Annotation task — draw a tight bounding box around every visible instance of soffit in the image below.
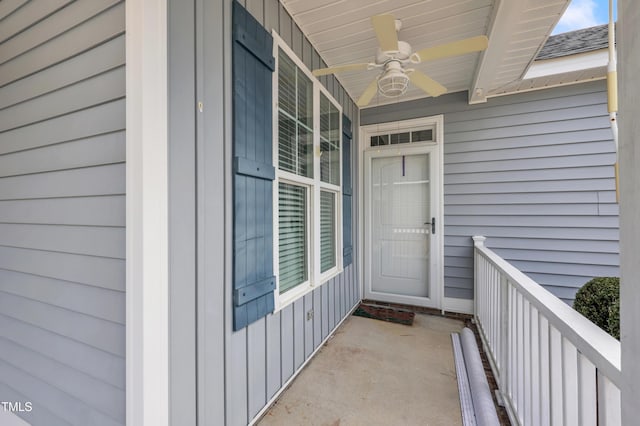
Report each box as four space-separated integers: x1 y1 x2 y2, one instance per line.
280 0 571 107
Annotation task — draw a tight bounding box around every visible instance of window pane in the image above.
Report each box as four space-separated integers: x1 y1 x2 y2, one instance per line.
278 114 296 173
297 125 313 178
320 93 340 185
390 132 410 144
278 51 313 178
376 134 389 146
297 71 313 129
278 50 296 117
411 129 433 142
320 191 336 273
279 183 308 293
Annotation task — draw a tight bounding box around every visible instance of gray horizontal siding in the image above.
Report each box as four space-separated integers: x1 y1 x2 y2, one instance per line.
0 2 125 425
362 80 619 304
224 2 360 425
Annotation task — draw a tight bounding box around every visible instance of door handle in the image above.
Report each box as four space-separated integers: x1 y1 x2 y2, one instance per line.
424 218 436 234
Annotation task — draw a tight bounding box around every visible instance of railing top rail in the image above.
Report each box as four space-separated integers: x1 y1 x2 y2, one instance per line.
473 236 621 386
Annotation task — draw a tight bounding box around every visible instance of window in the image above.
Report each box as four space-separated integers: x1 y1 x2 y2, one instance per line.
274 34 342 306
370 128 434 146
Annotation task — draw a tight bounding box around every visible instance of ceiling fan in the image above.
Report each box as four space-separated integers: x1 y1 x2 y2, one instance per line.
312 14 489 107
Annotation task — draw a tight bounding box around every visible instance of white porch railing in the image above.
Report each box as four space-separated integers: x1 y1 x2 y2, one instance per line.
473 236 621 426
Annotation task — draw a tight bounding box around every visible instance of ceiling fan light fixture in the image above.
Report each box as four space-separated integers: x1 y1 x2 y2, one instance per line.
377 63 409 97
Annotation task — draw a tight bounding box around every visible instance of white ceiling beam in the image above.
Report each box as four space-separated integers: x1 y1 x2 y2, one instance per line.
469 0 530 104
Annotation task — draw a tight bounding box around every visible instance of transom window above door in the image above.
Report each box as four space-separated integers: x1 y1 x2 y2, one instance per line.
369 127 435 147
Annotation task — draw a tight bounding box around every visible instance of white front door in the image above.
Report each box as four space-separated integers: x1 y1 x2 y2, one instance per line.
363 139 442 308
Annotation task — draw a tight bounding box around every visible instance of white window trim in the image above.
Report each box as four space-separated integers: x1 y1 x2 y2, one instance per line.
272 31 343 311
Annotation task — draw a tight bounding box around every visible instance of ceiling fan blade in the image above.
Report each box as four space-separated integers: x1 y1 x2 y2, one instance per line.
414 35 489 62
409 71 447 97
371 14 399 52
357 79 379 107
312 63 370 77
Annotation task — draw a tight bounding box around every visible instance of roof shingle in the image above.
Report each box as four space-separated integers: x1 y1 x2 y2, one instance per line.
537 24 610 60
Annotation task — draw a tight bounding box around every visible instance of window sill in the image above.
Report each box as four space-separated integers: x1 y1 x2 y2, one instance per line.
274 266 343 312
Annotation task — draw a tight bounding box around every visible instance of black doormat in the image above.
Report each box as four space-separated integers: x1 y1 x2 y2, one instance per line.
353 303 415 326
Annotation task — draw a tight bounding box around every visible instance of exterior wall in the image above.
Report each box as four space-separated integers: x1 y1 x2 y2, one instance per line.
0 2 126 426
362 80 619 304
618 1 640 423
225 2 360 425
164 1 360 425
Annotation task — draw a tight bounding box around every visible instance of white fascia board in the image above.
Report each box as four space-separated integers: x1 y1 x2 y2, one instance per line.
524 49 608 79
126 1 169 426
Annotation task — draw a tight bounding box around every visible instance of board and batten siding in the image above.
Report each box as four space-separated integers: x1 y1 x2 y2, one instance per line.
0 1 125 425
362 80 619 304
223 1 359 425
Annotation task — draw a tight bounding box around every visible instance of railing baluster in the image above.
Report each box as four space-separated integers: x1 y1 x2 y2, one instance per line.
531 306 540 426
550 326 563 426
562 337 579 426
487 268 496 354
539 315 550 426
598 372 621 426
500 273 508 387
510 284 516 404
517 291 524 423
492 267 497 357
524 299 532 425
578 353 596 426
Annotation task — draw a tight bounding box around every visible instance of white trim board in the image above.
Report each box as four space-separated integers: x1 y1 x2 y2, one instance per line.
443 297 474 315
126 1 169 425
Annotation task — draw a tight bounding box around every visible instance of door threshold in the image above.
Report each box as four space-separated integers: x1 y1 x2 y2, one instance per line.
361 299 473 321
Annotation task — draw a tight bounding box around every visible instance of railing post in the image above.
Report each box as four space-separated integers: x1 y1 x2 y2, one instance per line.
472 236 486 320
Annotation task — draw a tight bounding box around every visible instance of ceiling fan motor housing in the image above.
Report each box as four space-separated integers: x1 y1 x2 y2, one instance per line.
376 40 412 63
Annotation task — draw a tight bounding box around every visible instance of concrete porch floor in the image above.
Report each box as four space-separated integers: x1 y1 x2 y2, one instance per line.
258 313 466 426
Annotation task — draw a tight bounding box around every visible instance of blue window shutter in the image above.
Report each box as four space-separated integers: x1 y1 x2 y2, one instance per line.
232 1 276 331
342 115 353 266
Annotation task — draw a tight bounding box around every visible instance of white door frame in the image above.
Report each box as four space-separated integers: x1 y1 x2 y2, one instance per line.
358 115 445 310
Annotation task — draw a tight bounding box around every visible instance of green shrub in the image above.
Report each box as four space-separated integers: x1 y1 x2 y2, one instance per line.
608 298 620 340
573 277 620 340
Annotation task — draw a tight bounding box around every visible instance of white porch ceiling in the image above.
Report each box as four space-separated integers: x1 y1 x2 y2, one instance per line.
280 0 571 107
